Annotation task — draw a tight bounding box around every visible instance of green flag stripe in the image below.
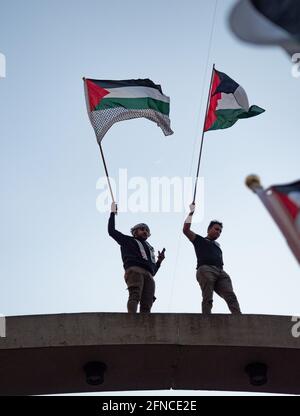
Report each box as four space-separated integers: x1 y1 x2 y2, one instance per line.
208 106 265 131
94 97 170 115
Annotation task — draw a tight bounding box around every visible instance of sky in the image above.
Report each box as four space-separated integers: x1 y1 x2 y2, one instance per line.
0 0 299 396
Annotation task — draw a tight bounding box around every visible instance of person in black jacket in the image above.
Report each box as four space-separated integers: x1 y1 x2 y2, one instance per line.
183 203 241 315
108 202 165 313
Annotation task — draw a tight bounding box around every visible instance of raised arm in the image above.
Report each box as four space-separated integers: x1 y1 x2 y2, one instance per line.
183 203 196 242
108 202 128 245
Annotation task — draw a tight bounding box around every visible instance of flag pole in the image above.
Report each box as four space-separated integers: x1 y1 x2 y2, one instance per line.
98 142 116 204
193 63 215 204
246 175 300 265
83 77 116 205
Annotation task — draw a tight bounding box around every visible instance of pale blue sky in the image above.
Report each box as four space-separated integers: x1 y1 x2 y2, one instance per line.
0 0 299 395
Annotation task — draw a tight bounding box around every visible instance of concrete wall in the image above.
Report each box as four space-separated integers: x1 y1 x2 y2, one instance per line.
0 313 299 395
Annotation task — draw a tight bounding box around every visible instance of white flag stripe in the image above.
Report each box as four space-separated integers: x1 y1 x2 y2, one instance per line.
106 86 170 103
216 85 250 111
233 85 249 110
289 192 300 208
216 93 242 111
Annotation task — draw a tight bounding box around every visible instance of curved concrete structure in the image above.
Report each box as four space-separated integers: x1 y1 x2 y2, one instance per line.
0 313 299 395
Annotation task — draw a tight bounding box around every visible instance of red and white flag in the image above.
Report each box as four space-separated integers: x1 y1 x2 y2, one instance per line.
257 179 300 264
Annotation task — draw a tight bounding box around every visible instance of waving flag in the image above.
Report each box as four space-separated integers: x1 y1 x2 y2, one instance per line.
271 180 300 234
246 176 300 265
229 0 300 56
84 78 173 143
204 69 265 132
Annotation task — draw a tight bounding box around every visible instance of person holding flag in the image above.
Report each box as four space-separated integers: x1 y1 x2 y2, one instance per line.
183 66 263 314
84 77 170 313
108 202 165 313
183 203 241 315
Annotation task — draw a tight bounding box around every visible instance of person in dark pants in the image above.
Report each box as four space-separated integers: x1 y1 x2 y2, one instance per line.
108 202 165 313
183 203 241 315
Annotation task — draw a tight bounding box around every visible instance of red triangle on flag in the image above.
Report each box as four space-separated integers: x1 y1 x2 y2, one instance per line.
273 191 300 220
86 79 109 111
204 70 221 132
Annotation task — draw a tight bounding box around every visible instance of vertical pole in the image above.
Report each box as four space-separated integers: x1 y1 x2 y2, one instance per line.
193 64 215 203
98 143 115 203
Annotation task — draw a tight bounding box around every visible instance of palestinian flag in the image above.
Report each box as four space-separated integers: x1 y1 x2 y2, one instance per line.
270 180 300 234
229 0 300 57
84 78 173 143
204 69 265 132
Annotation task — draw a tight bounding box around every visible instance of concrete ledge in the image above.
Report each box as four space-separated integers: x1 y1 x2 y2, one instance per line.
0 313 299 395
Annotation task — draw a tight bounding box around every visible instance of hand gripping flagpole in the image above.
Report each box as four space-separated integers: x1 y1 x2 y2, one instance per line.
246 174 300 265
83 78 116 206
193 64 215 204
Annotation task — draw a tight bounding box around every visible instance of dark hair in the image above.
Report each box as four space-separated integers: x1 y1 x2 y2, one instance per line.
207 220 223 231
130 223 150 237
